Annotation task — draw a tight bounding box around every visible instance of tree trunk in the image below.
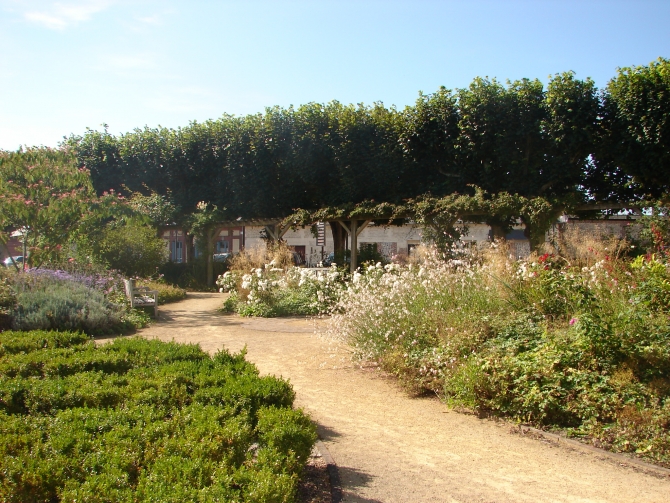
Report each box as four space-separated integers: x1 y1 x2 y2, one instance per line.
489 224 506 241
206 228 216 288
523 219 554 252
329 221 345 253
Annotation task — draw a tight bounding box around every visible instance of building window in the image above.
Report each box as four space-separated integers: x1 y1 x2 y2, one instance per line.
171 240 183 263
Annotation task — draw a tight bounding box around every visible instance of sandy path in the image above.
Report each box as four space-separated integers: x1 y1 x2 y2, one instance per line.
126 293 670 502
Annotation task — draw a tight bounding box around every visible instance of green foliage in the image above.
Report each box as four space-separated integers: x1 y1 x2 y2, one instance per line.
11 274 124 336
97 221 169 278
331 245 670 467
255 406 317 472
0 330 90 356
630 255 670 312
221 293 238 313
127 190 179 227
357 244 386 265
67 64 659 225
0 277 15 331
633 205 670 258
137 280 186 304
607 58 670 198
159 257 228 291
120 307 152 330
0 148 95 267
0 333 314 502
64 62 670 264
286 187 558 255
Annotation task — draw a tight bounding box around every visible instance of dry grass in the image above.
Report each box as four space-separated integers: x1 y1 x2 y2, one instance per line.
542 225 631 268
228 242 294 272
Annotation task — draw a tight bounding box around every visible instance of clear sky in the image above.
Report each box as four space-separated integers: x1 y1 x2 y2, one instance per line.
1 0 668 151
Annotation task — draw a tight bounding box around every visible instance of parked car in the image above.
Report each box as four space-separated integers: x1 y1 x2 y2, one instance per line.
213 253 232 263
322 252 335 267
321 252 350 267
3 256 23 267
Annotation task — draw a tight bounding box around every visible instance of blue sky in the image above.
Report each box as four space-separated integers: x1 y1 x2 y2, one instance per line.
1 0 668 150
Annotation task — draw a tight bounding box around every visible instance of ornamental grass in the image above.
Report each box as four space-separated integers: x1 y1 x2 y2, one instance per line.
328 235 670 467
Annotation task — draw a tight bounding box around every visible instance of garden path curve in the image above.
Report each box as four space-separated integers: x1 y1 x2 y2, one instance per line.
134 292 670 502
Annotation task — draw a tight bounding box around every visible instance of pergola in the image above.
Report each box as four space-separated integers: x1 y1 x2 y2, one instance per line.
213 196 653 274
213 217 377 273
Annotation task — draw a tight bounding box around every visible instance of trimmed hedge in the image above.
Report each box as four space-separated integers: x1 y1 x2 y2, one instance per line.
0 331 316 502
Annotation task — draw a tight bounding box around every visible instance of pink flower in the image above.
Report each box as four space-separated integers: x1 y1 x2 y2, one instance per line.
569 318 577 326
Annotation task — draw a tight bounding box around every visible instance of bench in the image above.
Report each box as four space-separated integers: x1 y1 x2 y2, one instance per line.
124 279 158 318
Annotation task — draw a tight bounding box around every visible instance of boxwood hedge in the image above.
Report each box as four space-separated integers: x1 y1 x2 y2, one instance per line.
0 330 316 503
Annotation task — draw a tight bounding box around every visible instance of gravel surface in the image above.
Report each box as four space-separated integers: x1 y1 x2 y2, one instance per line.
101 292 670 502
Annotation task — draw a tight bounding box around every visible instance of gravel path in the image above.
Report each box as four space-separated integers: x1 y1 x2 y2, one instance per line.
126 292 670 502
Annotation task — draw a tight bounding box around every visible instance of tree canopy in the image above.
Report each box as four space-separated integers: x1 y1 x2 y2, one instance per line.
60 58 669 263
66 59 669 220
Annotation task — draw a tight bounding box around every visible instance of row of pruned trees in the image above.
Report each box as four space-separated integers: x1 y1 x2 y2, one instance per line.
58 58 670 273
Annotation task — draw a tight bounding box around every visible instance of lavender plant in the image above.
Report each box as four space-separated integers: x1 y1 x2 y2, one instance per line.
9 268 148 334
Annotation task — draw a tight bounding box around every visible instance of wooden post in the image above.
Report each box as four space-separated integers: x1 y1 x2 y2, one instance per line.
264 225 278 241
264 223 289 243
336 219 372 273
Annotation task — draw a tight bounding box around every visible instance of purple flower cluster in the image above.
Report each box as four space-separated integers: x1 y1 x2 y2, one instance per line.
25 268 116 292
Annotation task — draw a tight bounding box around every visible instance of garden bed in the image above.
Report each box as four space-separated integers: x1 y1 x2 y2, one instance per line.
327 240 670 468
0 330 316 502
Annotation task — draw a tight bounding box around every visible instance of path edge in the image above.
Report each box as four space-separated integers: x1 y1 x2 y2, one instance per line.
516 425 670 478
315 440 342 503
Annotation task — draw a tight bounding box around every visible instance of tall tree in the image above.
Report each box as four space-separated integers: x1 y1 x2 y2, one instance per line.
606 57 670 199
543 72 600 198
399 87 462 196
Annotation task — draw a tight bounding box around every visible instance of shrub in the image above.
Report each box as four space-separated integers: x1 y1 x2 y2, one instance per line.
11 272 124 335
358 243 387 265
159 258 228 291
0 332 315 502
97 222 170 278
0 277 15 331
4 268 152 334
138 280 186 304
329 242 670 467
218 265 345 317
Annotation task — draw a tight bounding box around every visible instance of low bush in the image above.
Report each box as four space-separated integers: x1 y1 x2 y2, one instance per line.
0 331 316 502
2 268 156 335
218 265 345 317
0 277 15 331
329 241 670 467
10 271 124 335
138 280 187 304
95 221 170 278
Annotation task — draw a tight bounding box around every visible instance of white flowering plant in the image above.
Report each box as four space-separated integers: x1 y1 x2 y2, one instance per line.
325 241 670 467
217 264 345 317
